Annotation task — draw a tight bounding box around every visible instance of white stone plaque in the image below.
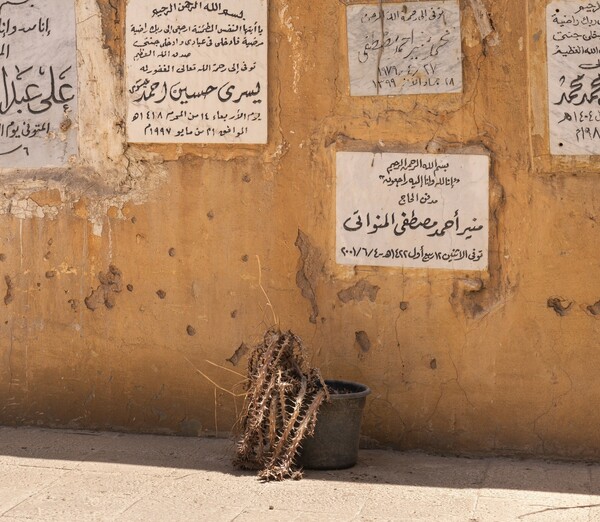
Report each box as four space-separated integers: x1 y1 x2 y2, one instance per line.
346 1 462 96
126 0 268 144
547 1 600 155
336 152 489 270
0 0 78 168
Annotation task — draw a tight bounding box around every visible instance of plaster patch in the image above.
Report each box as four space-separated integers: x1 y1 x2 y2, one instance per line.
28 190 62 208
467 0 499 47
9 198 59 220
279 4 302 94
0 0 169 234
450 278 485 319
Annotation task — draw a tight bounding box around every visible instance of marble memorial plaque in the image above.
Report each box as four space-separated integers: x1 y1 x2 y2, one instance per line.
126 0 268 144
337 152 489 270
547 1 600 155
0 0 78 168
346 1 462 96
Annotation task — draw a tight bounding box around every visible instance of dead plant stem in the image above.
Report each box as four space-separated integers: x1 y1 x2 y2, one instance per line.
256 255 278 327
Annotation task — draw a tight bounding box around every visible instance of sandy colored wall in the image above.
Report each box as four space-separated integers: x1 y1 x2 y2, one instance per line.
0 0 599 459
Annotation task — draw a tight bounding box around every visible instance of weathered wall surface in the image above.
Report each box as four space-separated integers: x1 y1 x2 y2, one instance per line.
0 0 599 459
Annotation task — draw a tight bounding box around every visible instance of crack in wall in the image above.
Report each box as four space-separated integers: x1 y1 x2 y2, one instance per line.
532 321 574 453
98 0 123 71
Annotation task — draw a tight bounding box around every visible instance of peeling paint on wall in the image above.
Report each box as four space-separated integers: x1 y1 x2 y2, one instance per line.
295 230 322 324
3 276 13 305
355 330 371 353
84 265 123 311
467 0 499 48
278 3 302 94
547 297 573 317
587 300 600 316
338 280 380 304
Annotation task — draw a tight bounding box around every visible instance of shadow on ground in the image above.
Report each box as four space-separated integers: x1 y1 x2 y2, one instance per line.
1 426 599 498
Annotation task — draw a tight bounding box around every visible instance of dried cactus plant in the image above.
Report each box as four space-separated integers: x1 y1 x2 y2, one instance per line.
234 328 328 481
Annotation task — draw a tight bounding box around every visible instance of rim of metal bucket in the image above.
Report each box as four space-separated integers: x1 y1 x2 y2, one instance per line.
324 379 371 400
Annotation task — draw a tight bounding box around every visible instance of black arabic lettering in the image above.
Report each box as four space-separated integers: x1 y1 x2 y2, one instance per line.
0 142 21 155
0 65 74 116
343 211 363 232
554 73 600 106
339 245 484 264
0 0 27 14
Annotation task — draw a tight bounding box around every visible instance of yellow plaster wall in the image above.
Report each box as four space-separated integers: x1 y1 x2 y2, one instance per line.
0 0 599 459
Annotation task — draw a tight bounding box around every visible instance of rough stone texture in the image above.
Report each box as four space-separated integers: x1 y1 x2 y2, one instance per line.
0 0 599 462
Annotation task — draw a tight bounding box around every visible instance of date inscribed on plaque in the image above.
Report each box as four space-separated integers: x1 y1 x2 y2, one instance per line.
547 1 600 155
0 0 78 168
126 0 268 144
336 152 489 271
346 0 462 96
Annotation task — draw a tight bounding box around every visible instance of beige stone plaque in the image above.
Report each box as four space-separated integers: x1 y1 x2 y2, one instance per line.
547 1 600 155
346 1 462 96
0 0 78 168
336 152 489 270
126 0 268 144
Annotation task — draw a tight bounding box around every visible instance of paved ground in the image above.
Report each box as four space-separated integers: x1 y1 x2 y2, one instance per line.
0 428 600 521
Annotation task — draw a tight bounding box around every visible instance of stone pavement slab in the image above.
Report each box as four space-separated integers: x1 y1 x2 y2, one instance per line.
0 427 599 521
